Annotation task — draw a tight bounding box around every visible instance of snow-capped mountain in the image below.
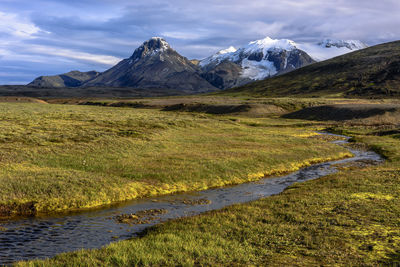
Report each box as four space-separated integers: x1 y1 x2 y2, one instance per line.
199 37 369 89
318 39 368 50
83 37 217 93
199 46 238 67
297 39 368 61
200 37 315 89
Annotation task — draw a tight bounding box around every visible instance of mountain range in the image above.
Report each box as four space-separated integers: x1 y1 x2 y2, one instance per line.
199 37 316 89
223 40 400 97
28 37 368 92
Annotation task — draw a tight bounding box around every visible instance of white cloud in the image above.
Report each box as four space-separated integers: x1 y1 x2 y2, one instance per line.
27 45 121 65
0 11 40 38
162 31 204 40
0 71 33 77
243 21 285 37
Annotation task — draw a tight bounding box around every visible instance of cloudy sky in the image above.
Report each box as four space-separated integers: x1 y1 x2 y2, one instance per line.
0 0 399 84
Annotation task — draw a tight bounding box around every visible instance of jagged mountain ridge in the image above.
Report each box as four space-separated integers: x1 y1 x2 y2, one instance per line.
199 37 316 89
318 39 368 50
199 37 368 89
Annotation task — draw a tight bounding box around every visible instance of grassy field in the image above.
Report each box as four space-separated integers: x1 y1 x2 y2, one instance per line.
18 120 400 266
0 102 352 216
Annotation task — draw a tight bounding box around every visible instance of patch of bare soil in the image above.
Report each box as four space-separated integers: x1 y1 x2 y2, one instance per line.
0 202 37 218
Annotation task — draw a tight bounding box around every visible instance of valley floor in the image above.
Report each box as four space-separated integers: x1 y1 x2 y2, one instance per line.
17 124 400 266
0 97 398 265
0 102 349 217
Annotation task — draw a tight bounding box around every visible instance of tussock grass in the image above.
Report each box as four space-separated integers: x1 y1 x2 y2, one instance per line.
0 103 350 216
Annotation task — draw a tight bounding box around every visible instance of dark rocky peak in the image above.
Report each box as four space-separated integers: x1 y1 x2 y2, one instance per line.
130 37 171 60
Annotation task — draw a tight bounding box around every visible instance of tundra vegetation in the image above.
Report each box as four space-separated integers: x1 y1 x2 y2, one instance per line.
0 102 352 217
0 96 397 266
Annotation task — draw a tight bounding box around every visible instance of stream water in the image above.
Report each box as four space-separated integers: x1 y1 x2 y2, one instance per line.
0 133 384 265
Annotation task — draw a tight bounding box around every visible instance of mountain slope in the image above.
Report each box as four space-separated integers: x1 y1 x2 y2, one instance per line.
200 37 315 89
222 41 400 97
28 71 100 88
297 39 368 61
84 37 217 93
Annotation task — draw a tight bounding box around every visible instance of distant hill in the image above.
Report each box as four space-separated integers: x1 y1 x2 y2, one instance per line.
222 41 400 97
28 71 100 88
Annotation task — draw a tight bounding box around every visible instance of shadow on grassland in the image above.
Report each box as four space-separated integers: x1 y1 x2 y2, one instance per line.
282 104 400 122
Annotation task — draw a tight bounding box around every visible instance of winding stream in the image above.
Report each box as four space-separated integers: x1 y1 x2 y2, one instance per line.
0 133 383 265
